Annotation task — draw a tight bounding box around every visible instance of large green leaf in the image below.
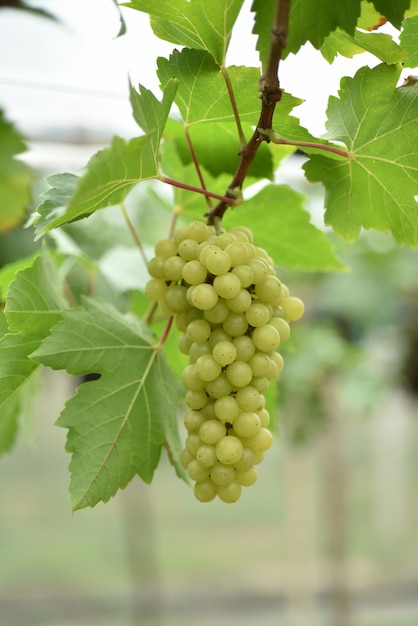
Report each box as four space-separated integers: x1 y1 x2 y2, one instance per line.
31 298 185 511
370 0 411 28
123 0 245 65
321 28 408 64
0 110 34 232
222 184 346 271
157 49 261 126
304 64 418 246
42 81 177 231
400 15 418 68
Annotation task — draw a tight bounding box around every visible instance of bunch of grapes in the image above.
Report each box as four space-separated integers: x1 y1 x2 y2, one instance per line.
146 221 304 503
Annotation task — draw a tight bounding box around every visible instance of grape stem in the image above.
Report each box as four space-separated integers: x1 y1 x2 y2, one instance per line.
184 125 213 209
119 201 149 266
159 175 240 206
257 127 350 158
206 0 291 224
156 315 174 348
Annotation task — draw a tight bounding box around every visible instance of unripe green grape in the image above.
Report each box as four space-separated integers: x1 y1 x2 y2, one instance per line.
173 225 188 245
181 364 207 391
232 335 256 361
196 444 217 468
214 395 240 422
251 376 270 393
224 242 249 266
190 283 218 310
233 411 261 438
202 399 216 419
155 238 177 258
180 448 194 469
185 433 202 455
204 299 230 324
252 324 280 352
178 333 192 355
270 350 284 373
205 249 232 275
213 273 241 299
182 260 207 285
208 327 232 348
210 462 236 486
185 389 208 410
282 296 305 321
216 232 236 249
186 220 210 243
231 225 253 243
145 278 167 301
205 373 233 399
164 285 189 313
231 264 254 288
217 481 242 503
199 419 226 444
236 467 258 487
186 319 212 343
265 357 278 380
249 352 272 377
163 255 186 281
198 243 218 267
184 410 206 432
226 288 252 313
246 427 273 452
194 479 218 502
187 459 210 482
195 354 222 382
177 238 200 261
236 386 262 411
225 360 253 388
189 340 211 363
175 312 188 332
255 275 282 302
247 258 269 283
222 312 249 337
257 408 270 427
147 256 165 279
245 302 271 327
212 340 237 366
269 317 291 342
216 435 243 465
235 447 257 471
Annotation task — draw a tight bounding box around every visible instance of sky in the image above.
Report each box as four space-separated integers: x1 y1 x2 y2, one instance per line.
0 0 390 146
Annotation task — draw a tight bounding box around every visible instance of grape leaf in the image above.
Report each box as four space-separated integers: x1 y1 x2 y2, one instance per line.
321 28 408 64
0 110 34 233
222 184 346 271
123 0 245 66
110 0 127 37
31 298 185 511
304 64 418 246
400 15 418 68
0 251 68 454
157 49 261 126
42 81 177 232
370 0 411 29
34 172 79 238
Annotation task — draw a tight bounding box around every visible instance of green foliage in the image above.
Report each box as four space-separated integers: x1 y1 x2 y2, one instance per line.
0 0 417 509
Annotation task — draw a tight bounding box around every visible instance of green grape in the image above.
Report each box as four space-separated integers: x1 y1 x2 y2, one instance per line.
236 467 258 487
190 283 219 310
257 408 270 427
164 285 189 313
208 328 232 348
155 238 178 258
173 225 188 245
235 447 257 471
231 264 254 288
233 411 262 438
216 232 236 249
181 364 207 391
189 340 211 363
224 242 249 266
180 448 194 469
194 479 217 502
231 225 253 243
252 324 280 352
236 386 262 411
195 354 222 382
251 376 270 393
223 312 249 337
225 360 253 387
246 428 273 452
212 340 237 366
178 333 193 355
145 278 167 301
182 260 207 285
163 255 186 281
217 481 242 503
196 444 217 468
186 319 212 343
232 335 256 361
245 302 271 327
282 296 305 321
186 220 210 243
226 288 252 313
216 435 243 464
147 256 165 279
184 410 206 432
199 419 226 444
187 459 210 482
248 352 271 377
269 316 291 342
202 399 216 419
247 258 269 283
205 248 232 275
185 433 202 455
270 350 284 373
204 299 230 324
210 462 236 486
255 275 282 302
205 373 233 399
214 395 240 422
213 272 242 299
178 238 200 261
185 389 208 410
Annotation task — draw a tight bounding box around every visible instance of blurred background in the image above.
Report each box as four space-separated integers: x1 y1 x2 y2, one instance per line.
0 1 417 625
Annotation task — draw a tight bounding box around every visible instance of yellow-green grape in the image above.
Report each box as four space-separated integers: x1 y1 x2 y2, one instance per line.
145 221 304 503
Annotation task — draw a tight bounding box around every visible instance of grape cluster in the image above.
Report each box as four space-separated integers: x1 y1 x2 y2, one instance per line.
146 221 304 503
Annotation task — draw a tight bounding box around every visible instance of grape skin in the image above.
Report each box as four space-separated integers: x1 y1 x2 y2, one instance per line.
145 221 304 502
